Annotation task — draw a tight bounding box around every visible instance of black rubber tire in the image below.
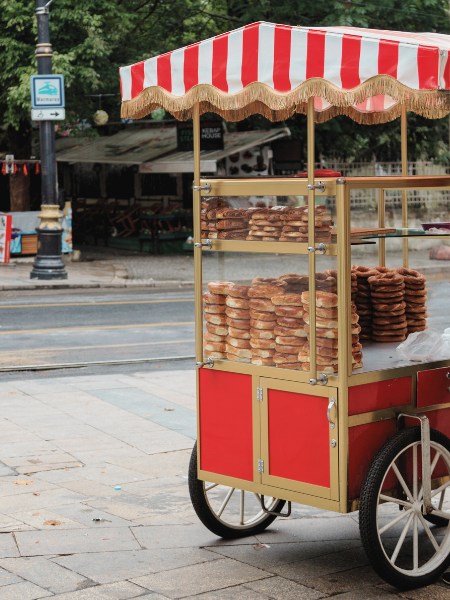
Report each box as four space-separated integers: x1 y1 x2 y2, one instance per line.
359 427 450 590
188 441 285 538
424 514 449 528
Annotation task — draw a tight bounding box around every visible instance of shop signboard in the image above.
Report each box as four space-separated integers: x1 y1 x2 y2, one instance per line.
0 214 12 263
177 120 224 151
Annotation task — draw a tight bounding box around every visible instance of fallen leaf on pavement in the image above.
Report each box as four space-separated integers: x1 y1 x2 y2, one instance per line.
44 520 62 526
15 480 33 486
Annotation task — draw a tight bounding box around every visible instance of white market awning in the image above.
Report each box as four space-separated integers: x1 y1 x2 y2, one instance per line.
139 127 290 173
56 126 177 165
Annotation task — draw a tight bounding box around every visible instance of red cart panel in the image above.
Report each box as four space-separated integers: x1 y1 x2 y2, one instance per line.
199 369 253 481
348 377 412 415
417 366 450 408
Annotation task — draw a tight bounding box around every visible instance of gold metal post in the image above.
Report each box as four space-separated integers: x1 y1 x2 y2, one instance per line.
377 188 386 266
401 106 409 267
193 104 203 363
307 97 317 380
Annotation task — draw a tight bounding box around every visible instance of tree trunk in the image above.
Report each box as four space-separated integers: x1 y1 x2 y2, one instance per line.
10 171 31 212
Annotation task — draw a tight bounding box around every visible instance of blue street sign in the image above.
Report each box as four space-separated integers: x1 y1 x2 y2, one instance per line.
31 75 65 109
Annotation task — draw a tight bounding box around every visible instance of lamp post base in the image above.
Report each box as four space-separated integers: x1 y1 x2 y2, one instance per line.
30 228 67 280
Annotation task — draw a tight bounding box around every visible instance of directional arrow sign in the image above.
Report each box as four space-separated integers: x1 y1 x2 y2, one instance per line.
31 108 66 121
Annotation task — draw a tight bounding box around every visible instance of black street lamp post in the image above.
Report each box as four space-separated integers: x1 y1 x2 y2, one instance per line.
30 0 67 280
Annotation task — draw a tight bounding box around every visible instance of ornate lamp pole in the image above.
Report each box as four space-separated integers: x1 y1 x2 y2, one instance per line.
30 0 67 280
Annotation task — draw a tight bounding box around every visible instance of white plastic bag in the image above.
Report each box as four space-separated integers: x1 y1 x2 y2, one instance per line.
396 329 450 362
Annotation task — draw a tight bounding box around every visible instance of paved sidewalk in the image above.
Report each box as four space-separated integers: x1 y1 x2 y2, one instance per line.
0 368 447 599
0 244 448 291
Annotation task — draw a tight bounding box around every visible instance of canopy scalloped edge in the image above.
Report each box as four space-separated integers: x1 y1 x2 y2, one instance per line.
121 76 450 124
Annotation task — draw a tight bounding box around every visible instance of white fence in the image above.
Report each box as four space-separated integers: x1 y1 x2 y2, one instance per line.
321 161 450 214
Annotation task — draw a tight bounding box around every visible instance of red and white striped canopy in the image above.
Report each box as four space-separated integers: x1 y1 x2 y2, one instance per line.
120 22 450 123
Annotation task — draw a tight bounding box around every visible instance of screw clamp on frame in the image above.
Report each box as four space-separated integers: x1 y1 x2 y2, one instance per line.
196 357 214 369
192 182 211 193
307 243 327 254
194 240 212 248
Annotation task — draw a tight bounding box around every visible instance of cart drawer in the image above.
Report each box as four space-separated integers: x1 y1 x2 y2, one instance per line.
417 366 450 408
348 377 412 415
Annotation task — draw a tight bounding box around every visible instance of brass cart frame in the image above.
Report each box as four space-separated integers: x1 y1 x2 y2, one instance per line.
120 22 450 590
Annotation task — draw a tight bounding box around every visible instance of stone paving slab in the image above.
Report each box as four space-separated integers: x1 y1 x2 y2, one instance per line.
0 368 448 598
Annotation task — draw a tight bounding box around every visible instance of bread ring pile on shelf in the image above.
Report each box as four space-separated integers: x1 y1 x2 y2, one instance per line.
353 266 427 342
247 208 285 242
203 281 232 359
248 278 287 365
397 268 428 334
369 271 407 343
225 284 252 362
201 199 332 243
201 198 230 239
301 291 362 373
279 206 332 243
203 270 362 373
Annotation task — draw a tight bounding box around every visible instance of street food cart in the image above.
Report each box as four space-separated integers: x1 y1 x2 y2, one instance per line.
120 22 450 589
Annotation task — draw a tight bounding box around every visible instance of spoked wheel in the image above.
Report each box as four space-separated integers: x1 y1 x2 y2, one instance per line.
188 442 285 538
359 427 450 590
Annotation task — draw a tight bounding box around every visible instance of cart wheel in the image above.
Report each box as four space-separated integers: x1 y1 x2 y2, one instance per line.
188 442 285 538
359 427 450 590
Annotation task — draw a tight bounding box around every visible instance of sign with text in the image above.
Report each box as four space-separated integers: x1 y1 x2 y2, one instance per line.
31 75 65 108
177 121 224 151
31 108 66 121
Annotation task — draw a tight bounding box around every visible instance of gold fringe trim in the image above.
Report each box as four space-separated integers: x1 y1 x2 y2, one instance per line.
121 77 450 124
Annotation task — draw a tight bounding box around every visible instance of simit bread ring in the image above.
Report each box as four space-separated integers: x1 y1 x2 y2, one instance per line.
272 293 303 306
250 338 276 349
251 357 275 366
249 298 276 312
228 326 251 339
204 304 226 315
226 317 250 330
250 310 277 322
204 331 225 343
225 307 250 319
226 336 251 349
202 292 226 305
250 328 275 340
226 296 250 309
274 305 304 318
250 319 276 330
248 282 287 298
276 317 304 328
206 323 228 337
301 291 338 308
205 313 227 325
204 341 226 352
225 345 252 359
207 281 233 295
227 284 251 299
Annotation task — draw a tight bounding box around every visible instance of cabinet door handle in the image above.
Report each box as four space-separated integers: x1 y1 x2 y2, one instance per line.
327 398 336 429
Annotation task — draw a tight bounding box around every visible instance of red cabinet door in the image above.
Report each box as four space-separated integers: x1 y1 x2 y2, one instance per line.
198 369 254 481
260 378 339 500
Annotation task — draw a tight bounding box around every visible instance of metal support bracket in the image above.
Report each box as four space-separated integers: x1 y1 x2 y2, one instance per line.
398 413 432 514
196 357 214 369
307 181 326 193
307 243 327 255
192 183 211 193
260 495 292 517
194 239 212 248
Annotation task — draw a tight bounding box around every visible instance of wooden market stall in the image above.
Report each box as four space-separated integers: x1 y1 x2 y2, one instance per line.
120 22 450 589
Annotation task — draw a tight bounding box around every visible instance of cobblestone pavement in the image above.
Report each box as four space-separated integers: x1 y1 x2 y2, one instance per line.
0 368 448 599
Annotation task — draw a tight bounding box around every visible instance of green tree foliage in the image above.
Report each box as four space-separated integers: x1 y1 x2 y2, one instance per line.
220 0 450 163
0 0 449 162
